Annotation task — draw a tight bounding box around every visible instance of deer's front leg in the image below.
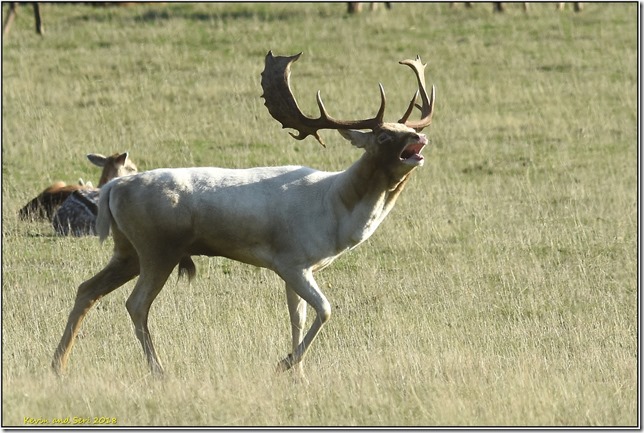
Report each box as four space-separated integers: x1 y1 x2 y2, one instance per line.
276 269 331 374
284 285 307 377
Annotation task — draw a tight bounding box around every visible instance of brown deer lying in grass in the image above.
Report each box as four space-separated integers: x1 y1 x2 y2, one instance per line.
19 153 137 233
52 51 435 379
51 153 138 236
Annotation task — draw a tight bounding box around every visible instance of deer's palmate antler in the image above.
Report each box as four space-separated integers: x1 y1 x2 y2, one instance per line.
52 51 436 380
261 51 434 145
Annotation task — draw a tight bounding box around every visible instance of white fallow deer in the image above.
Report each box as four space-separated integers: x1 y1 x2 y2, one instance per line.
51 51 435 379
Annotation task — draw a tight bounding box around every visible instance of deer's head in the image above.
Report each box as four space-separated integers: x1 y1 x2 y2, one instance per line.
261 51 435 175
87 152 138 187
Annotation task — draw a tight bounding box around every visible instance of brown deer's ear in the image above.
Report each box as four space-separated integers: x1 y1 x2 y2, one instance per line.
87 153 107 167
115 152 129 166
338 129 372 149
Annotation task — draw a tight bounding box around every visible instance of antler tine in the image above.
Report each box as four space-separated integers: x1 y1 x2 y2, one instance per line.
316 83 386 128
397 55 435 131
261 51 386 146
398 89 419 125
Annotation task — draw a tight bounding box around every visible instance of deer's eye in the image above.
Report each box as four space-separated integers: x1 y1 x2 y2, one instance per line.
377 132 392 144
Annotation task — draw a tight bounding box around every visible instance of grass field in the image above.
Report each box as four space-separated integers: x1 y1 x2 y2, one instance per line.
1 2 638 427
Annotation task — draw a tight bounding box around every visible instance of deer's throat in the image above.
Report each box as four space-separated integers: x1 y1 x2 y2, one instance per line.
336 155 415 210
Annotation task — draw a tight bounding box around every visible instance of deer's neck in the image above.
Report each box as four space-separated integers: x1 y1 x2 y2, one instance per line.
329 153 413 250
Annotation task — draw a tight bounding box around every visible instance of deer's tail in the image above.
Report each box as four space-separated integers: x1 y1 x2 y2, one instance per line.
178 257 196 282
96 181 115 243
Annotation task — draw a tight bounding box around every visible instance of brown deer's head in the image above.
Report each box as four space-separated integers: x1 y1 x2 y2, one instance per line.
88 152 138 187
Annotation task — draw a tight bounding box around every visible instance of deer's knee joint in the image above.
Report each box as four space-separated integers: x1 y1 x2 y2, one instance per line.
318 303 331 323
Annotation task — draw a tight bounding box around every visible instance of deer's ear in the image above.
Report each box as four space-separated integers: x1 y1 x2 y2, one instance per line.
115 152 129 165
87 153 107 167
338 129 373 149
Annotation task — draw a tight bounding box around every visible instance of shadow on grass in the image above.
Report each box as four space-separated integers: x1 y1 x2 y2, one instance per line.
26 232 60 239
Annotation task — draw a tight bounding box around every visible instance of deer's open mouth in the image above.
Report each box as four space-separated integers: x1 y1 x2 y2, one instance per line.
399 136 427 165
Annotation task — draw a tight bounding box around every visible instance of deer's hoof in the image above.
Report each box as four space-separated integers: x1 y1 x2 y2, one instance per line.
276 353 294 373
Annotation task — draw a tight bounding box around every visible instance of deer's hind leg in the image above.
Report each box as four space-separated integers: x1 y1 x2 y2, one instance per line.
52 230 140 375
125 248 182 376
